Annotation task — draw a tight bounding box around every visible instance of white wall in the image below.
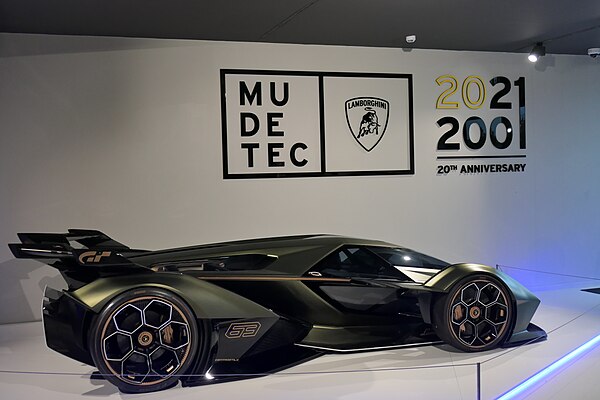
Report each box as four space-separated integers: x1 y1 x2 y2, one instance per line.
1 33 599 323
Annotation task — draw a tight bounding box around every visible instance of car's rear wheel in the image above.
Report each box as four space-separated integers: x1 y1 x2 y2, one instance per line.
432 275 513 352
90 288 199 393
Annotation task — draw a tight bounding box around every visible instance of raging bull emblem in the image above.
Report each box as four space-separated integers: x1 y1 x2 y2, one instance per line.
358 108 380 138
345 97 390 152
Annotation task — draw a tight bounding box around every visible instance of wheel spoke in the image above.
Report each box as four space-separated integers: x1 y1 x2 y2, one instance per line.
99 295 193 386
448 279 509 349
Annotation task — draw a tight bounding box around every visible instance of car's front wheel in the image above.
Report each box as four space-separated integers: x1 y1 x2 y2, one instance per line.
89 288 199 393
432 275 513 352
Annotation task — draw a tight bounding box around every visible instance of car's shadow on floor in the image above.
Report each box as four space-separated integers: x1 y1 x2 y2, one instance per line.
82 372 120 396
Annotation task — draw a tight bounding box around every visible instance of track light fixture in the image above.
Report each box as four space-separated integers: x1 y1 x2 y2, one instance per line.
528 42 546 63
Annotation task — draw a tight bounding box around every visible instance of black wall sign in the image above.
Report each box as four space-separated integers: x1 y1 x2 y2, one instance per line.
220 70 414 179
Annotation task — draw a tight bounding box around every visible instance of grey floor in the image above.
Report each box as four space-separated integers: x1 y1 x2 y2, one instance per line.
1 281 600 399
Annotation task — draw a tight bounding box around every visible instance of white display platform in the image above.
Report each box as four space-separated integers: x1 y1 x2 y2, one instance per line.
1 282 600 399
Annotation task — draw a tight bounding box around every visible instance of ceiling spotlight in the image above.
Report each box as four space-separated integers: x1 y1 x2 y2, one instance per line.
528 42 546 62
588 48 600 58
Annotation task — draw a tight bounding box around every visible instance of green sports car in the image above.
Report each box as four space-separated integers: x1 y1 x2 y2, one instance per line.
9 229 545 393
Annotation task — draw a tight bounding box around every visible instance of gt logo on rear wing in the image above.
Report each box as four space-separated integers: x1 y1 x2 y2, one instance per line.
78 251 112 264
225 322 261 339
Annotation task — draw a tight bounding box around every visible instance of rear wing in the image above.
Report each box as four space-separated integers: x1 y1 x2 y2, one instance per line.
9 229 150 280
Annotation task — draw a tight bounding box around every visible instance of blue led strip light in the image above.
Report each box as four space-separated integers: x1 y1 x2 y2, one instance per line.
496 333 600 399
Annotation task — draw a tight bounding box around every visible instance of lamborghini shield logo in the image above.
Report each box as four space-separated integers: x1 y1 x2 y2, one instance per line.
345 97 390 152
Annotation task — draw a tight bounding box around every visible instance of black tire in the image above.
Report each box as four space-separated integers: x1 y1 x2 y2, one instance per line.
89 287 200 393
432 275 513 352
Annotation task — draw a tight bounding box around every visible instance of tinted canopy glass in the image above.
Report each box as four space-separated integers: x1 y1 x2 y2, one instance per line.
311 246 407 279
368 247 449 270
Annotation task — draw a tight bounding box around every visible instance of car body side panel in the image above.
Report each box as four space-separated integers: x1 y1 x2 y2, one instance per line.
129 236 397 276
42 287 96 366
203 278 439 351
204 279 382 326
71 273 278 320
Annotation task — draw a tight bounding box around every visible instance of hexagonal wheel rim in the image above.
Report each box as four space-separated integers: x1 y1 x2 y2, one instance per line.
448 279 510 349
99 296 193 386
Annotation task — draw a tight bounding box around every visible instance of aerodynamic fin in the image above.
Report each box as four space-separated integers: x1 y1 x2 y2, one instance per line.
9 229 150 288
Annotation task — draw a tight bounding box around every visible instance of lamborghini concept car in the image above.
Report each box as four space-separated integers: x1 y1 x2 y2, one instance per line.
9 230 545 393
